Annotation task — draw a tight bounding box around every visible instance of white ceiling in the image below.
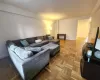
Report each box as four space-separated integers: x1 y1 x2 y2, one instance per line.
0 0 98 20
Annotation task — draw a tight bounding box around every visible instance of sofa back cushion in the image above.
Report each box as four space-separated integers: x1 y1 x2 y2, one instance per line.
43 35 51 40
43 35 47 40
9 44 33 59
37 36 44 40
14 47 33 59
7 35 47 47
48 36 53 40
26 37 36 44
6 40 15 47
12 40 23 47
9 44 17 51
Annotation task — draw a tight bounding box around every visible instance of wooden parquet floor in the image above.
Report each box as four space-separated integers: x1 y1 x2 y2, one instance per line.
0 38 86 80
35 38 86 80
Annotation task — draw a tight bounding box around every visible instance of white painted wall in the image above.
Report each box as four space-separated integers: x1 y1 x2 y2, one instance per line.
77 19 90 38
89 8 100 41
51 20 59 39
0 3 36 18
0 3 53 59
52 16 90 40
58 19 78 40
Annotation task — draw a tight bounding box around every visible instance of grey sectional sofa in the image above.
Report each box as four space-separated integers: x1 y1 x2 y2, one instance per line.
6 35 60 80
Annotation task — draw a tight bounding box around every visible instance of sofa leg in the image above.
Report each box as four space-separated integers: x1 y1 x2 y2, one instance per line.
47 62 49 65
45 63 51 73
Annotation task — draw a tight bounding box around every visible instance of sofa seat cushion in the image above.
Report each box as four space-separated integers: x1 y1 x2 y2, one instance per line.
40 40 49 45
30 40 49 47
41 43 60 56
24 47 42 52
49 39 60 44
42 43 59 50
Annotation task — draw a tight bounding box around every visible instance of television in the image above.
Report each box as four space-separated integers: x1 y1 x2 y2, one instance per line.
93 27 99 52
92 27 100 59
82 27 100 62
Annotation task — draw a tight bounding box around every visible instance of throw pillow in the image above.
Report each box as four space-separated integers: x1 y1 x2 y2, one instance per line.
20 40 29 47
35 39 42 43
48 36 53 40
14 46 33 59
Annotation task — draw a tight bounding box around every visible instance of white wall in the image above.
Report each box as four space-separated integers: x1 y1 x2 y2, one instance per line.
52 16 90 40
89 8 100 41
0 3 36 18
59 19 78 40
77 19 90 38
0 3 53 59
51 20 59 39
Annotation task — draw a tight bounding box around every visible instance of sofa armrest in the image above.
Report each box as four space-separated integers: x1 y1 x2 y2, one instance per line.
23 49 50 63
8 48 24 64
22 49 50 80
8 48 26 79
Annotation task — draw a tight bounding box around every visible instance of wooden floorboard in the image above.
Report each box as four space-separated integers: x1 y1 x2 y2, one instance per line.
35 39 86 80
0 38 86 80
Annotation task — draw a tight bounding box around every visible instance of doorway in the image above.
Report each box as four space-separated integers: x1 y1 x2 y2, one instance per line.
76 18 91 40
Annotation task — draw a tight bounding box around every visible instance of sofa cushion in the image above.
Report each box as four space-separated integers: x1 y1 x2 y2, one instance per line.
49 39 60 44
24 47 42 52
46 35 50 40
12 40 23 47
20 40 29 47
9 44 33 59
43 35 47 40
40 40 49 45
42 43 59 50
35 39 42 43
6 40 15 47
15 47 33 59
30 40 49 47
48 36 53 40
37 36 44 40
42 43 60 56
26 37 36 44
